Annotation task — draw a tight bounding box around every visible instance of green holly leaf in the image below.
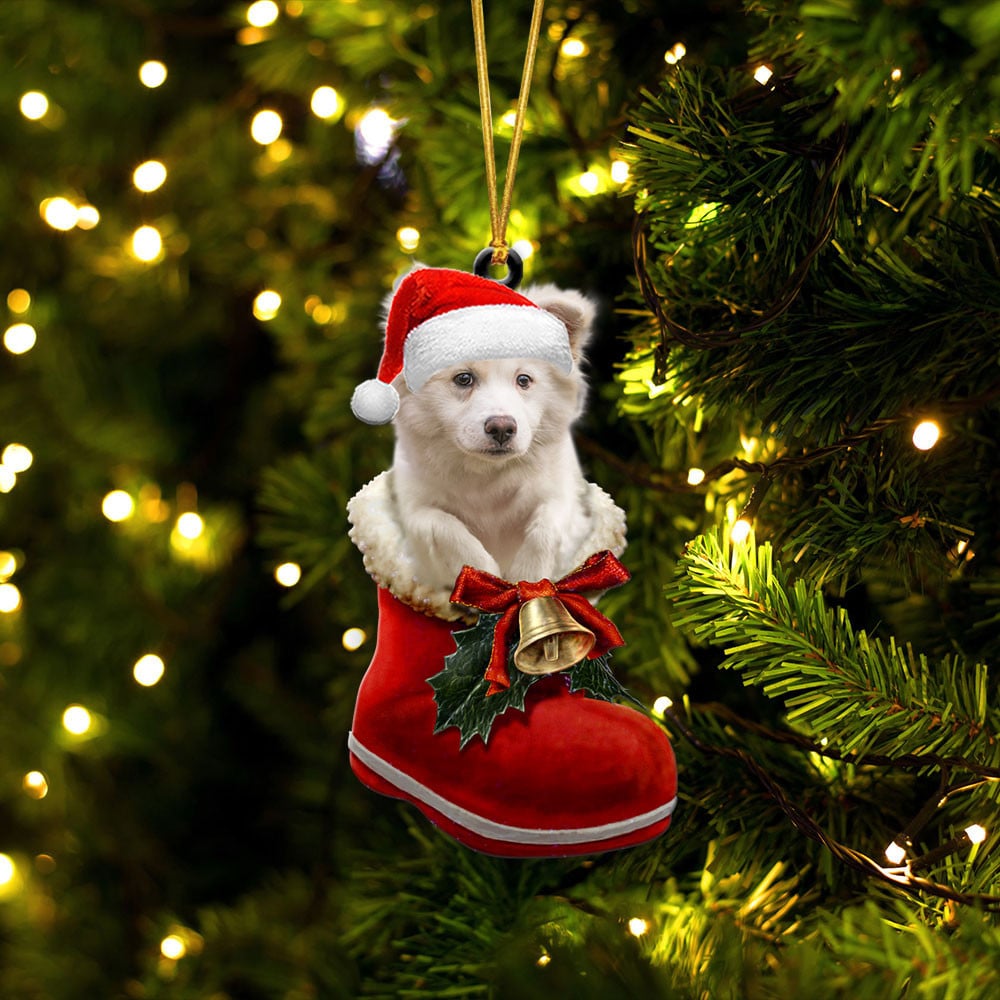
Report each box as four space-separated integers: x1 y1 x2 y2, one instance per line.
429 614 540 748
568 652 642 708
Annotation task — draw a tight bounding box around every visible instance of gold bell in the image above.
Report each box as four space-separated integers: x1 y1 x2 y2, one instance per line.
513 596 596 675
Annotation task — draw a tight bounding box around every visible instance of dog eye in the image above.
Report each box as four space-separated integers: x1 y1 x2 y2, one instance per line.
516 374 533 389
453 372 475 387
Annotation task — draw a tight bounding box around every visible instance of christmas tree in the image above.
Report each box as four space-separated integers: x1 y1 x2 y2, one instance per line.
2 0 999 995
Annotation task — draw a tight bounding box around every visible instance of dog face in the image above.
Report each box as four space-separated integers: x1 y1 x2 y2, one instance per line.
399 357 581 462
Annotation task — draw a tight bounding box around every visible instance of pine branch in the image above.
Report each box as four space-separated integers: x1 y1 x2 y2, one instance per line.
668 529 1000 771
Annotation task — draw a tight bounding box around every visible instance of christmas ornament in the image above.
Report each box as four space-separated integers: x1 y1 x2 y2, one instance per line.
344 0 676 857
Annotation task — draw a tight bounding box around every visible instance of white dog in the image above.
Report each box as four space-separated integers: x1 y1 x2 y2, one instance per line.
391 284 597 592
348 275 627 618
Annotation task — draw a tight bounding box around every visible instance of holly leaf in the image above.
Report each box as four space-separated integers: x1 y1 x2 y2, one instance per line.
429 614 540 748
568 652 642 708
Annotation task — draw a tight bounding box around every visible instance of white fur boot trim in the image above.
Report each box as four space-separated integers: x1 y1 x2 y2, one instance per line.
347 470 627 622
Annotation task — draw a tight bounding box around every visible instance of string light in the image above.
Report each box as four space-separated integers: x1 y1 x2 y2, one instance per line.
41 197 79 231
133 160 167 193
250 109 283 145
19 91 49 120
253 289 281 320
102 489 135 522
131 225 163 262
559 38 588 58
0 855 15 887
730 518 752 544
355 108 399 163
0 583 22 613
160 934 186 960
61 705 93 735
610 160 630 184
687 467 705 486
4 322 36 354
246 0 279 26
912 419 940 451
274 562 301 587
627 917 649 937
133 653 166 687
396 226 420 252
139 61 167 88
576 170 600 195
7 289 30 313
2 444 33 473
0 468 15 493
176 512 204 539
22 771 49 799
753 65 774 86
909 824 990 873
342 627 367 651
652 695 673 718
890 67 902 82
511 239 534 260
536 953 551 967
310 85 343 120
664 42 686 65
75 205 100 229
0 551 15 579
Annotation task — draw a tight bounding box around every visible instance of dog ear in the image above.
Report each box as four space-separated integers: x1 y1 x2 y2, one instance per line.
521 284 597 363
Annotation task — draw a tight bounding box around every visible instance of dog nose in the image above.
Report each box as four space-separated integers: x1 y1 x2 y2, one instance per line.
484 415 517 446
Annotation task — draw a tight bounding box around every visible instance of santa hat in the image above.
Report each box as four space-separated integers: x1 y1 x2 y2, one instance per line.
350 267 574 425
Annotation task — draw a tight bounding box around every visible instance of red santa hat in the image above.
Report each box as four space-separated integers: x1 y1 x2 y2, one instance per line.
350 267 574 425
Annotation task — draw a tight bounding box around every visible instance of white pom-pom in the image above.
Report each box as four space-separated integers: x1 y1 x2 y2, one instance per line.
351 379 399 425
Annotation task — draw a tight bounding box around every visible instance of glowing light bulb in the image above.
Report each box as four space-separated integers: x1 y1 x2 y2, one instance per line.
686 467 705 486
396 226 420 252
342 627 367 651
4 322 36 354
133 160 167 193
912 419 940 451
22 771 48 799
139 61 167 88
536 954 551 967
310 85 343 120
7 289 30 313
966 824 987 845
251 109 283 145
75 205 100 229
102 489 135 522
176 512 204 539
355 107 399 163
627 917 648 937
730 518 752 544
610 160 630 184
500 109 518 128
890 67 902 82
0 469 14 493
884 841 907 865
664 42 686 65
131 225 163 262
577 171 600 195
652 695 673 718
253 289 282 320
160 934 186 960
0 552 15 580
753 65 774 86
274 562 301 587
0 855 15 887
19 91 49 120
246 0 279 26
511 239 534 260
560 38 588 58
0 583 21 613
2 444 33 472
41 197 79 231
133 653 165 687
62 705 93 735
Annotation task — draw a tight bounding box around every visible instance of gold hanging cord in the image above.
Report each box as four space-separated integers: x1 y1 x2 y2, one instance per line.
471 0 545 266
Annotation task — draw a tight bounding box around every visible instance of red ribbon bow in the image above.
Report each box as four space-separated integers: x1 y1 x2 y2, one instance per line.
449 550 631 695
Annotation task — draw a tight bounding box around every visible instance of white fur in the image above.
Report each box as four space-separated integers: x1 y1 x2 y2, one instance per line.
388 283 604 593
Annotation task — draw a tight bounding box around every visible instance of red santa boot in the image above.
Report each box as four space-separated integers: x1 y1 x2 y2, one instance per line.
346 472 677 857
